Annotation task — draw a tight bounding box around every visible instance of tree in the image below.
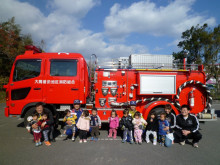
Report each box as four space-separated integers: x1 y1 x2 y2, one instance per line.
173 24 220 92
0 17 33 77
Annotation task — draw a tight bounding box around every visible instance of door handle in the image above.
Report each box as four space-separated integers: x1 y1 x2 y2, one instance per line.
34 88 41 90
71 88 78 91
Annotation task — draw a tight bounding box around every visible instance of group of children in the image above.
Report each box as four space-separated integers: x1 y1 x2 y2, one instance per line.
27 104 175 147
27 112 52 146
61 103 174 146
61 108 99 143
118 108 172 146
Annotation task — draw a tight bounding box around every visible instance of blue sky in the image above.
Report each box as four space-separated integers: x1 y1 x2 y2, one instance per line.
0 0 219 61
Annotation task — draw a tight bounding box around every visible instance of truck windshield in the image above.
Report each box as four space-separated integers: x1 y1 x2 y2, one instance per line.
50 59 77 76
13 59 41 82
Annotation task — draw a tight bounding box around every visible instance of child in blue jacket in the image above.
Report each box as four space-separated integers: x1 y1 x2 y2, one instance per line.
158 112 169 146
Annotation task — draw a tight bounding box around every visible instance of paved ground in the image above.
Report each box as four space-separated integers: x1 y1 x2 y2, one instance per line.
0 103 220 165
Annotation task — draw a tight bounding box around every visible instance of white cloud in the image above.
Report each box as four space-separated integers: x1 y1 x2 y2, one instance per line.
52 0 99 18
104 0 216 39
0 0 149 61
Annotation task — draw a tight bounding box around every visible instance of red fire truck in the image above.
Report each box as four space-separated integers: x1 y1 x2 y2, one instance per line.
3 46 217 125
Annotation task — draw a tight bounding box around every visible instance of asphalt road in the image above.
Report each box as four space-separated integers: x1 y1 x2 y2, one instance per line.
0 103 220 165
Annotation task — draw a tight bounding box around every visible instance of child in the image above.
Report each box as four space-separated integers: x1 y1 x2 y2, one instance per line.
164 104 176 146
37 113 51 146
158 112 170 146
108 110 119 139
145 112 158 145
132 111 147 144
62 109 77 141
26 113 42 147
76 110 90 143
90 108 101 141
119 109 134 144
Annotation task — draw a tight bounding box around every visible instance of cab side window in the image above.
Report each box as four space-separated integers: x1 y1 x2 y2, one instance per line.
50 59 77 76
13 59 41 82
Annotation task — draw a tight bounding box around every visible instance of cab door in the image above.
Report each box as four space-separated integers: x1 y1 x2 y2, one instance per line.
8 59 43 114
45 58 80 104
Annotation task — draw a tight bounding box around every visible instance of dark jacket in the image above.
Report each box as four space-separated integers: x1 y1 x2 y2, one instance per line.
146 117 158 131
34 109 54 125
119 115 133 131
90 115 101 127
165 113 176 133
37 119 50 131
176 114 199 133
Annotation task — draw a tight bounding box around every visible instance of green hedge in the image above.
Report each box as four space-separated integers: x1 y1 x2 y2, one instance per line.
0 77 9 90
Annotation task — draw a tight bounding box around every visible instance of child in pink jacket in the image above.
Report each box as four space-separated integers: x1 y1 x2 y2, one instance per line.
76 110 90 143
108 110 119 139
132 111 147 144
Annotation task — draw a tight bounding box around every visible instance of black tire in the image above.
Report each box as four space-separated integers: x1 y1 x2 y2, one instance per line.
149 106 165 119
24 107 36 127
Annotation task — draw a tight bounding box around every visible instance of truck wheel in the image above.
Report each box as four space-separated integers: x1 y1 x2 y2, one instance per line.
24 107 36 127
149 106 165 119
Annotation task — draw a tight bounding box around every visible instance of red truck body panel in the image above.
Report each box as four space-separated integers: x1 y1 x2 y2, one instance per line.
94 68 207 120
4 51 89 116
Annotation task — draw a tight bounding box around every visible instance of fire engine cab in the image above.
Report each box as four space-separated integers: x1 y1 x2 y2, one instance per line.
3 46 217 125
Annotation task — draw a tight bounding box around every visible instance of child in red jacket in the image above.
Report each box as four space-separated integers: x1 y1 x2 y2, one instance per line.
38 113 51 146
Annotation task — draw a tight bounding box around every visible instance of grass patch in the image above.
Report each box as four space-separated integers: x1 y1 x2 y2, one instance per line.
0 90 6 103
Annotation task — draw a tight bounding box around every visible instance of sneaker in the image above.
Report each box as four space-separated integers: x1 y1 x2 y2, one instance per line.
39 142 42 146
122 140 126 143
90 137 94 141
72 137 75 142
51 139 56 142
61 134 66 137
108 135 112 138
193 143 199 148
84 140 87 143
153 142 157 145
113 136 117 139
139 142 142 145
146 140 150 143
130 140 134 144
79 140 83 143
35 143 39 147
180 141 185 146
44 141 51 146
